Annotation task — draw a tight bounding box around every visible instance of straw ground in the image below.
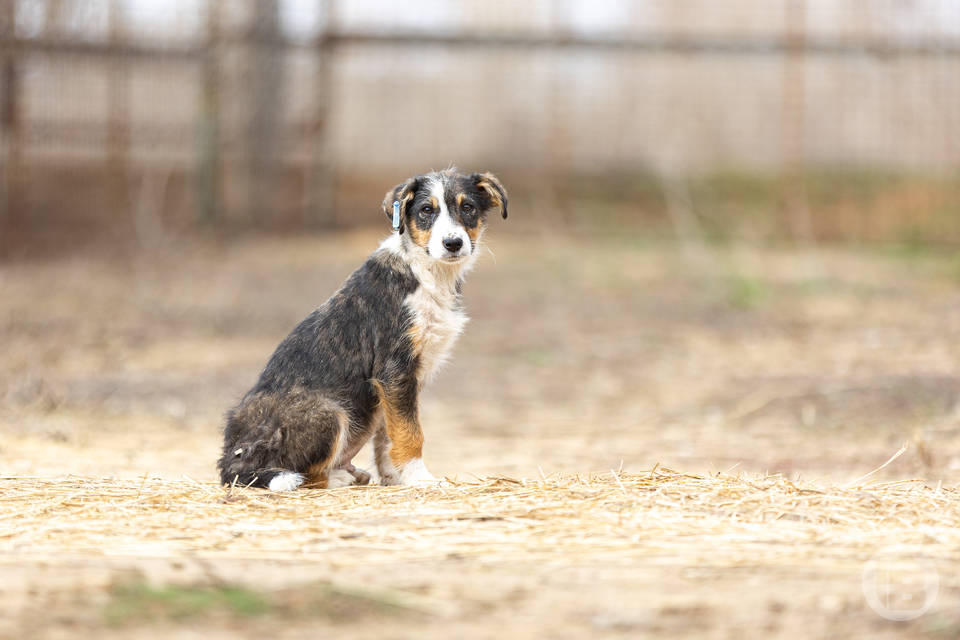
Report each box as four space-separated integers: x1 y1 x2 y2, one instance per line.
3 231 960 637
2 469 960 638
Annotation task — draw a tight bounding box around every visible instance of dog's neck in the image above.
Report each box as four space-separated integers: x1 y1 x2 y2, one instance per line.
380 231 480 299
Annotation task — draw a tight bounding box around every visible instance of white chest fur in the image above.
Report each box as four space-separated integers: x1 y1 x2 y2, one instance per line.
378 232 476 384
405 281 468 384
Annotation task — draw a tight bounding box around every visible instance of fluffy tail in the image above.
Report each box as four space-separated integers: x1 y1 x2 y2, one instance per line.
218 390 347 491
218 466 304 491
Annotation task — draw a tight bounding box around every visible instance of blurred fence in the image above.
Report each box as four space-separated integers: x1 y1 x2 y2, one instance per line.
2 0 960 252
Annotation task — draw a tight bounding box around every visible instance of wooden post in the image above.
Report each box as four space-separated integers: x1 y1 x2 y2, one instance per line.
780 0 814 243
196 0 222 225
246 0 283 226
544 2 572 223
107 0 130 224
304 0 336 227
0 0 22 254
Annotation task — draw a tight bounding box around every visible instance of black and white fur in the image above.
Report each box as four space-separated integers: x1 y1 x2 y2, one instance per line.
217 168 508 490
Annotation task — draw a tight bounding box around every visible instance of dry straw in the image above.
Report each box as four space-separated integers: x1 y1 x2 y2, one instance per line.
1 461 958 570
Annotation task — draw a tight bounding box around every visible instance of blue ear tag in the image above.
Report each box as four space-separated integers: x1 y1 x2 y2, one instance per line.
392 200 401 230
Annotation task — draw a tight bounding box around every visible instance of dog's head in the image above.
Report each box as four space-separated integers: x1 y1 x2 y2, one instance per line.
382 168 507 263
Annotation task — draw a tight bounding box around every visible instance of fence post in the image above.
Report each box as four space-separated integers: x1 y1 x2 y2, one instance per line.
780 0 814 243
0 0 22 254
107 0 130 225
196 0 222 225
304 0 336 227
245 0 283 226
543 2 572 223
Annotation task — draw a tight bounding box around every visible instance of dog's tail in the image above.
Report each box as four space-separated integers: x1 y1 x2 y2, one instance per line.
219 390 348 491
217 422 304 490
217 416 305 490
218 466 305 491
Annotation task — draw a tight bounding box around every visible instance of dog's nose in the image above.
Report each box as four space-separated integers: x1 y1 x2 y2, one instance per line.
443 237 464 253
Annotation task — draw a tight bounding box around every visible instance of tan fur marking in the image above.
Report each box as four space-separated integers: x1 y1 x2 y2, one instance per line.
301 422 346 488
371 380 424 467
478 179 502 208
407 215 431 250
406 322 425 357
429 196 438 209
456 193 464 207
302 463 329 488
401 190 414 211
385 417 424 467
477 172 506 217
465 219 484 244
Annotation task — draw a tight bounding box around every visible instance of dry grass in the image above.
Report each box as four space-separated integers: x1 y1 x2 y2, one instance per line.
3 466 958 571
4 234 960 637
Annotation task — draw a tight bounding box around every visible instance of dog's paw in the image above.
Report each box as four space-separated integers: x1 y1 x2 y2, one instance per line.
399 459 446 487
377 469 402 486
371 457 402 486
327 468 358 489
348 465 372 486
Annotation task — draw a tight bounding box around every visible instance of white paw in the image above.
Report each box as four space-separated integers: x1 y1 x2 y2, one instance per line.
268 472 305 491
377 468 402 486
327 468 357 489
372 453 401 486
399 458 445 487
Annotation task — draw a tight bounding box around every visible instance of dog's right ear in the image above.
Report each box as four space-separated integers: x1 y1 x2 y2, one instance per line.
472 172 508 220
381 176 419 235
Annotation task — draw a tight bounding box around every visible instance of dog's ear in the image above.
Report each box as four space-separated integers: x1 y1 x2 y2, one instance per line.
382 176 420 234
472 172 508 219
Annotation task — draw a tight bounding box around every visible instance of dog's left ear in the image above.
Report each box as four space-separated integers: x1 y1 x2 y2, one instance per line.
472 172 508 220
381 176 420 234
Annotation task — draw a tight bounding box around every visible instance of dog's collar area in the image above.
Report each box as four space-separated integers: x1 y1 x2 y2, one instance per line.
392 200 401 231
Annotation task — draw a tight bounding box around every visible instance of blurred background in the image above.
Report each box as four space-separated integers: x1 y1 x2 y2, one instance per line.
2 0 960 485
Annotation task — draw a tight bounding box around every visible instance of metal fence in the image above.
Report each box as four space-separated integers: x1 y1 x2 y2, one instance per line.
2 0 960 249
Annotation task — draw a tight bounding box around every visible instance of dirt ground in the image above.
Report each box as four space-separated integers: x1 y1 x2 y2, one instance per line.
2 229 960 638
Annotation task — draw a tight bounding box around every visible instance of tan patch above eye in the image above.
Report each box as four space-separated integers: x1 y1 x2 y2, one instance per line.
428 197 438 209
456 193 465 207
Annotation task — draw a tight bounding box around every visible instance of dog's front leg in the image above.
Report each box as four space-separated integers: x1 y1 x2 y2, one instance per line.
371 421 399 486
372 377 442 487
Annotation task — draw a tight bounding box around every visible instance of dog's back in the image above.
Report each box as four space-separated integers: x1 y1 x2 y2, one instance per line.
217 248 417 488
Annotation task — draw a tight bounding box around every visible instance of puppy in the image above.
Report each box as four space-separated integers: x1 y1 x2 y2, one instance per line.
217 168 507 489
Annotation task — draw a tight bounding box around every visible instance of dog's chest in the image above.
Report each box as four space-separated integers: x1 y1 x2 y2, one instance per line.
404 285 468 383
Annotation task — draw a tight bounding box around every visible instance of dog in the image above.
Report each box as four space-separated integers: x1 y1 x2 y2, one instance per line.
217 168 507 490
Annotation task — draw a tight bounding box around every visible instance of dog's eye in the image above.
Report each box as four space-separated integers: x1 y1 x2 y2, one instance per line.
421 205 433 214
461 203 475 214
